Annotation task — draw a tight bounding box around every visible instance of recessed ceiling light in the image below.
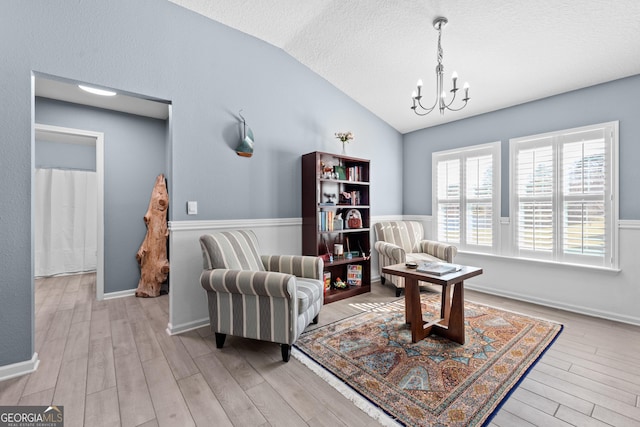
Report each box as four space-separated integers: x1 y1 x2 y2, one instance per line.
78 84 117 97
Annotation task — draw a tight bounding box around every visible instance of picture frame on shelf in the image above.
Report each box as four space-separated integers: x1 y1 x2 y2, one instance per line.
334 165 347 180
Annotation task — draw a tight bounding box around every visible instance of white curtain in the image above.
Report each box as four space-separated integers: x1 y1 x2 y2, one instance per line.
35 168 98 277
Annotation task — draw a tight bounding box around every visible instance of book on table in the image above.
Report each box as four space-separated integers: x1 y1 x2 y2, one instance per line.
416 262 461 276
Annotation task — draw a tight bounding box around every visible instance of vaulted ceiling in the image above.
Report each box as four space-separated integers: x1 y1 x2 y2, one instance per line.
170 0 640 134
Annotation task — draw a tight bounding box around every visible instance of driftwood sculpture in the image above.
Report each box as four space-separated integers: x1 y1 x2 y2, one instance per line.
135 174 170 297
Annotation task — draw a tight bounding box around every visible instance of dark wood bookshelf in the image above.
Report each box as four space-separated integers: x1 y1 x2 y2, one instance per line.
302 151 371 304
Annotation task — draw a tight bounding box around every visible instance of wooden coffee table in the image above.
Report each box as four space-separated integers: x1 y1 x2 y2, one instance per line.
381 263 482 344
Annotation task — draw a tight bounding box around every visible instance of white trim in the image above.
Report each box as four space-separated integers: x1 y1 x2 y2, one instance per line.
166 318 210 335
0 353 39 381
169 217 300 231
401 214 429 222
34 123 105 301
466 283 640 327
619 220 640 230
456 249 621 273
103 289 136 300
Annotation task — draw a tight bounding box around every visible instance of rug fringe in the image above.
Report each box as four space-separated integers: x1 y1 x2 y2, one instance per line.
292 348 402 427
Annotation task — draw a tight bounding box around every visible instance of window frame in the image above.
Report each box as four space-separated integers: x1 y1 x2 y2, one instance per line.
509 121 619 269
432 141 501 254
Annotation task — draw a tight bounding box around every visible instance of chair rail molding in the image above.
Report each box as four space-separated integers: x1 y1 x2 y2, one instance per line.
167 216 640 335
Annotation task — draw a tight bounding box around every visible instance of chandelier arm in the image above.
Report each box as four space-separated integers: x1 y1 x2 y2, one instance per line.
443 89 458 108
444 100 469 112
415 89 439 113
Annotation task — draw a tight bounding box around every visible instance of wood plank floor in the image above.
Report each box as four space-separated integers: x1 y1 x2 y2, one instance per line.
1 273 640 426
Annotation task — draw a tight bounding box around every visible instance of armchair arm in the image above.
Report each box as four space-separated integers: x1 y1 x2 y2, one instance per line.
200 269 295 299
374 241 406 264
418 240 458 262
261 255 323 280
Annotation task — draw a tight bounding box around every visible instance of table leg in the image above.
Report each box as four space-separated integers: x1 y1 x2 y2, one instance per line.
440 283 451 326
445 281 465 344
404 277 424 342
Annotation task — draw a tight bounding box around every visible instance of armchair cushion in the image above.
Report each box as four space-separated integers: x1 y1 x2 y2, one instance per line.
374 221 423 253
261 254 323 280
419 240 458 263
200 230 265 271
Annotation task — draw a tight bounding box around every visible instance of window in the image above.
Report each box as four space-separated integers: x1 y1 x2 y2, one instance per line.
510 122 618 268
433 142 500 253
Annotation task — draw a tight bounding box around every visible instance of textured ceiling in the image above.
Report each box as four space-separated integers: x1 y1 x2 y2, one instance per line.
170 0 640 134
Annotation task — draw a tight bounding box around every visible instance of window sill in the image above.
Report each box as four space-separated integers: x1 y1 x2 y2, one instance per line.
456 250 621 274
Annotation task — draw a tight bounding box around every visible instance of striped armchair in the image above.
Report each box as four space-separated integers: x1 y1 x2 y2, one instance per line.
374 221 457 297
199 230 323 362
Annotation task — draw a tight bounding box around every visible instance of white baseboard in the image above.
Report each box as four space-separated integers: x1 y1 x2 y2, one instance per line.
103 289 136 300
0 352 39 381
466 283 640 327
166 318 210 336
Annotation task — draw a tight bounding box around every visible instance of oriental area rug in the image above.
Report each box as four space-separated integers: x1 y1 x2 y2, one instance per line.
293 294 562 426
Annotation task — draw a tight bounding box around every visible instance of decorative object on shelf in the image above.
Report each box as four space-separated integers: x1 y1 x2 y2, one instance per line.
339 191 352 205
410 17 470 117
335 131 354 154
235 110 254 157
321 161 335 178
345 209 362 229
334 277 347 288
333 213 343 230
323 193 337 204
334 243 344 257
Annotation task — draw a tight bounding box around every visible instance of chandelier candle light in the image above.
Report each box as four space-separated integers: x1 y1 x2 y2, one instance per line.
411 17 470 116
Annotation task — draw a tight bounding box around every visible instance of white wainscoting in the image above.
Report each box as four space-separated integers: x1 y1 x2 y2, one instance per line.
406 216 640 326
167 218 303 335
167 216 640 335
166 216 401 335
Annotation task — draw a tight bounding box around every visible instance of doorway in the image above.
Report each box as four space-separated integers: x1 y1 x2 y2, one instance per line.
34 124 105 299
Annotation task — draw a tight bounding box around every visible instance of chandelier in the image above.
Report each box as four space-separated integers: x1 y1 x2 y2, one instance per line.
411 17 470 116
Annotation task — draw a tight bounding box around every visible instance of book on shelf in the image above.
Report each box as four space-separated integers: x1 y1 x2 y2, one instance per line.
416 262 462 276
318 210 336 231
346 166 364 182
323 272 331 293
347 264 362 286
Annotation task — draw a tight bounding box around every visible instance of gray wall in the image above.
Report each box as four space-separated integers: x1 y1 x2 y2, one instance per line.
0 1 402 366
403 74 640 219
35 98 167 294
35 138 96 171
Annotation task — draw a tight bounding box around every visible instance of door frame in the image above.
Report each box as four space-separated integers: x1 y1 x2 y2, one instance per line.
34 123 105 300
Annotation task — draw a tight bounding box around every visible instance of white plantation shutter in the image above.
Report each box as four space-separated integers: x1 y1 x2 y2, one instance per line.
433 142 499 252
437 159 460 243
515 142 554 254
466 154 493 247
561 129 607 259
511 122 617 267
